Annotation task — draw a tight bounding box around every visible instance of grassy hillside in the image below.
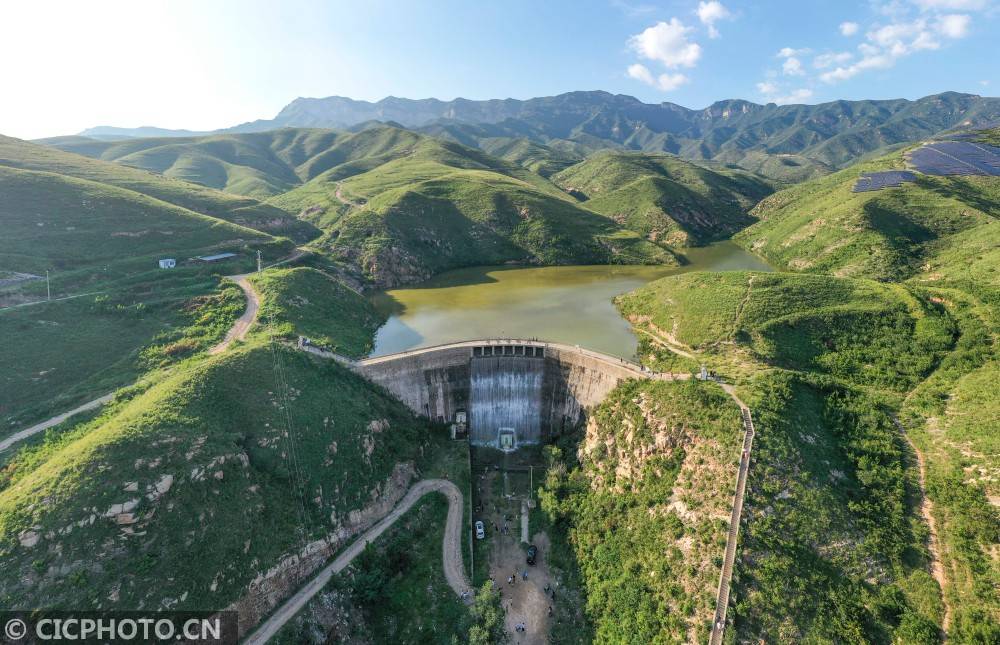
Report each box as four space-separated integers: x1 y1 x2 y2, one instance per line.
0 273 244 435
249 267 383 358
324 170 676 287
0 165 274 282
540 379 743 643
552 152 772 246
736 148 1000 295
0 343 448 615
274 495 471 644
2 135 317 242
617 271 954 390
733 372 939 642
614 269 993 641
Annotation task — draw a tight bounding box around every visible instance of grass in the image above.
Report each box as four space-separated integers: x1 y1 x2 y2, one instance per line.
617 271 955 391
0 342 449 611
285 496 471 644
249 267 384 358
730 372 936 643
735 148 1000 289
539 379 742 644
2 134 318 243
552 151 773 246
0 271 245 435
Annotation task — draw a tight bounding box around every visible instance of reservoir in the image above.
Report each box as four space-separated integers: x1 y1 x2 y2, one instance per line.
370 241 772 359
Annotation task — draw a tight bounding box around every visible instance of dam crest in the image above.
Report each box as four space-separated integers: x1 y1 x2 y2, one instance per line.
331 339 686 449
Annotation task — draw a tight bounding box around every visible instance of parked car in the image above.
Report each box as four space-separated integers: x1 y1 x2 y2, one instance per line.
526 544 538 565
475 520 486 540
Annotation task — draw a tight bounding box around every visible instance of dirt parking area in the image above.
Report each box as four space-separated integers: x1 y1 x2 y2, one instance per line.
474 467 559 644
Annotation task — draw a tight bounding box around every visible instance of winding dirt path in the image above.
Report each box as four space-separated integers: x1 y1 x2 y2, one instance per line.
0 393 114 454
894 417 951 634
243 479 471 645
3 274 262 453
208 275 259 355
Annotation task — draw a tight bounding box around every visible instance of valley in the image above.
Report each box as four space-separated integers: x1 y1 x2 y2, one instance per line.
1 96 997 645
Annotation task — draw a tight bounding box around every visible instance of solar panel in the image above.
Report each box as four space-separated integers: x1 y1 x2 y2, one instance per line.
852 170 917 192
907 142 1000 177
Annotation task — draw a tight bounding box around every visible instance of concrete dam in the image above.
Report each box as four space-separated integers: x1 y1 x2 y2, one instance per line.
348 339 674 450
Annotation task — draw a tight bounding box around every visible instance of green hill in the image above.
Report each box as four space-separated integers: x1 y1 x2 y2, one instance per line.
553 152 773 246
0 342 452 618
540 379 743 642
249 267 382 358
2 135 318 243
735 147 1000 299
613 270 966 640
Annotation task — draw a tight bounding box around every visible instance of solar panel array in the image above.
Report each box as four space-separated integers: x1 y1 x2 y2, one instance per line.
852 170 918 192
908 141 1000 177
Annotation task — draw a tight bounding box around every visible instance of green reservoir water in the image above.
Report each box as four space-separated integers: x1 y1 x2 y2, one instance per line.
370 241 773 359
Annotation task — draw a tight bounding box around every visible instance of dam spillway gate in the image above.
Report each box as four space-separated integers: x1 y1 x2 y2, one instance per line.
352 340 658 450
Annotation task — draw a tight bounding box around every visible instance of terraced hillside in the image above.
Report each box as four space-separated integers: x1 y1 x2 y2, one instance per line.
553 152 773 246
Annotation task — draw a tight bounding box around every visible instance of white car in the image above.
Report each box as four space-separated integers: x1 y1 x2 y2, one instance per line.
475 520 486 540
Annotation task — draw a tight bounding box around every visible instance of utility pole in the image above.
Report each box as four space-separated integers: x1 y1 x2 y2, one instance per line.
256 249 262 274
46 270 50 301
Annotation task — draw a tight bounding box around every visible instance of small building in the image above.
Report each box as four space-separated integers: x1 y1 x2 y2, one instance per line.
158 258 176 269
196 252 238 263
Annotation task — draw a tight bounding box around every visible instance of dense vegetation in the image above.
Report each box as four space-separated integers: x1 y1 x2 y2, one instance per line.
275 496 471 644
552 151 772 246
733 372 939 642
540 380 742 643
617 271 954 389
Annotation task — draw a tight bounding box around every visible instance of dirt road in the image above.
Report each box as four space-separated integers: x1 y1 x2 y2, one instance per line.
894 417 951 634
208 275 259 355
3 274 261 454
0 393 114 454
243 479 471 645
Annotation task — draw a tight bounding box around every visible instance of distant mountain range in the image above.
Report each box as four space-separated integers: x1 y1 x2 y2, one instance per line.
79 91 1000 177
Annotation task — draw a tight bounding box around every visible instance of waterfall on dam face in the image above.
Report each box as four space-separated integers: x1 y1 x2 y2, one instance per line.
469 356 544 448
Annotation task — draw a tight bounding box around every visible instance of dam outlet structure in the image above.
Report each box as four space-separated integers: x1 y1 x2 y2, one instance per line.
350 339 669 448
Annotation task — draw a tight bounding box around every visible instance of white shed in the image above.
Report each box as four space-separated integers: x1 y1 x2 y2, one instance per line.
158 258 176 269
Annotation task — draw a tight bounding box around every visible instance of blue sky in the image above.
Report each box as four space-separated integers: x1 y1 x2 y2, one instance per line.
1 0 996 138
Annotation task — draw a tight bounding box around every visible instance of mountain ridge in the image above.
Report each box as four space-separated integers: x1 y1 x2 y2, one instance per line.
75 90 1000 181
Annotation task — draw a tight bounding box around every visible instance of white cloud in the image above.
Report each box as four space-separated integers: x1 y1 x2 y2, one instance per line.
783 57 805 75
776 88 814 104
628 19 702 68
980 79 991 86
697 1 732 38
936 13 971 37
758 83 814 104
840 21 860 35
627 63 689 91
777 46 810 58
912 0 987 10
813 51 853 68
821 11 972 84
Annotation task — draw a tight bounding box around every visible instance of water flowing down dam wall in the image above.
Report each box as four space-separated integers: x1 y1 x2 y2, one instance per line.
469 356 545 447
352 340 663 446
